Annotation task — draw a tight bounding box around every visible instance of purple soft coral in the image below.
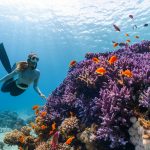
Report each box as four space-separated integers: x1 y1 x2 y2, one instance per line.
45 41 150 149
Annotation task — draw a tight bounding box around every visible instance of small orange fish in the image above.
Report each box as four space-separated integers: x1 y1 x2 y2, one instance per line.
95 67 106 75
52 122 56 131
135 35 139 38
65 136 75 145
35 109 39 115
32 105 39 110
41 125 47 130
108 55 117 65
19 136 24 144
121 69 133 78
126 39 131 43
30 122 35 129
70 61 76 67
40 111 47 117
113 43 118 48
125 33 129 36
92 57 100 63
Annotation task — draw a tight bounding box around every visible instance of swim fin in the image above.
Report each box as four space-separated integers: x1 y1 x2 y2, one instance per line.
0 43 12 73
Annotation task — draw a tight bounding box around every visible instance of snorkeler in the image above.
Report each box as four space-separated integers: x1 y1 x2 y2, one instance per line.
0 43 46 99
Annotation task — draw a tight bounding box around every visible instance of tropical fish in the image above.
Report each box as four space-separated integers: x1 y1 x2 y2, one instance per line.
144 23 148 27
108 55 117 65
35 109 39 115
95 67 106 75
119 42 127 47
66 136 75 145
52 122 56 131
135 35 139 39
113 24 120 32
19 136 25 143
41 125 47 130
32 105 39 110
92 57 100 63
133 25 137 30
30 122 35 129
126 39 131 43
129 14 134 19
40 111 47 117
113 43 118 47
70 61 76 67
121 69 133 78
125 33 129 36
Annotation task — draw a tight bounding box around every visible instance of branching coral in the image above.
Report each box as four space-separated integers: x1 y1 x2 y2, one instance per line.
44 40 150 149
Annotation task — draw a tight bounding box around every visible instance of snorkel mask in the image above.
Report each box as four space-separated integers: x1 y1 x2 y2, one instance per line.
27 53 39 69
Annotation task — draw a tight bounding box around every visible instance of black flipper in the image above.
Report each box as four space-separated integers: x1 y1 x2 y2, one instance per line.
0 43 12 73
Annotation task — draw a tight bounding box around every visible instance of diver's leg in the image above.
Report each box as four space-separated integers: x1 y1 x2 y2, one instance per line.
9 82 25 96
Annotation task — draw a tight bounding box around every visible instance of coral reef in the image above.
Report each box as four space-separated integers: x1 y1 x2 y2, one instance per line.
4 126 35 150
44 40 150 149
3 40 150 150
60 116 79 137
0 111 25 129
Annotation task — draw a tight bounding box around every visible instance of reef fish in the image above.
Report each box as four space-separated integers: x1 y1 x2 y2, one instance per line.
125 33 129 36
119 42 127 47
66 136 75 145
129 14 134 19
113 43 119 48
126 39 131 43
32 105 39 110
144 23 148 27
95 67 106 75
40 111 47 117
135 35 139 39
113 24 120 32
70 60 76 67
92 57 100 63
108 55 118 65
41 125 47 130
121 69 133 78
19 136 25 144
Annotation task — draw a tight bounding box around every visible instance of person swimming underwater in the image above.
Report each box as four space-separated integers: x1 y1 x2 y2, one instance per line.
0 49 46 99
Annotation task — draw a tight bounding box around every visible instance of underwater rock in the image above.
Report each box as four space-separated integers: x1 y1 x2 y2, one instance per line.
0 141 4 150
3 126 35 150
0 111 25 130
44 40 150 149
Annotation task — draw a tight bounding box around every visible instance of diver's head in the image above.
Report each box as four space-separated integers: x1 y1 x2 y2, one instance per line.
27 53 39 69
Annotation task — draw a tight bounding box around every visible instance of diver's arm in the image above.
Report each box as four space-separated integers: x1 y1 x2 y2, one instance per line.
0 69 19 83
33 72 46 99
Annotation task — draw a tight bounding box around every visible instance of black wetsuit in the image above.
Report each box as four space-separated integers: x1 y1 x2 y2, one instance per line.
1 79 27 96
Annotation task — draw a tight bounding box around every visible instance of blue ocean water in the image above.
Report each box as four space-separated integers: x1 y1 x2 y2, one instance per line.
0 0 149 115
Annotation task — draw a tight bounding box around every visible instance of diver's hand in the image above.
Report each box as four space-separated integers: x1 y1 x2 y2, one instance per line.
40 93 47 100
